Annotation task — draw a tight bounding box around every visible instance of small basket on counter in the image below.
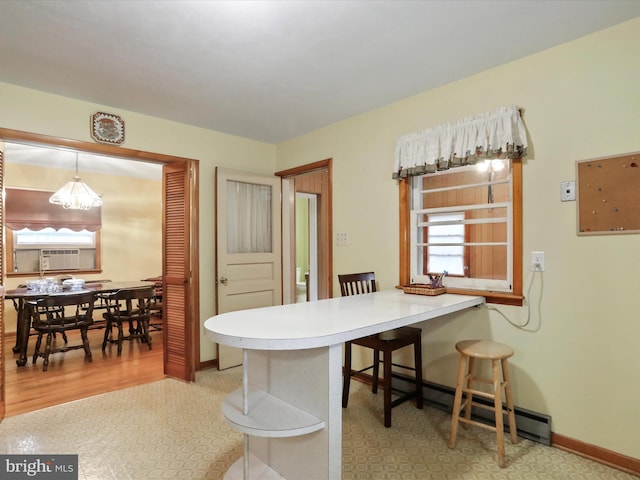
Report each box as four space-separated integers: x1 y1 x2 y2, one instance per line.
402 271 447 296
402 284 446 296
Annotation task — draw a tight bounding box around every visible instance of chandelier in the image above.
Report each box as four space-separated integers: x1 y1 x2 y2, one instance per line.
49 152 103 210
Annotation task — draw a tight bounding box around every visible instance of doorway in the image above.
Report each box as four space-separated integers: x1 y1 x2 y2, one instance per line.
276 159 333 304
295 192 318 302
0 128 198 419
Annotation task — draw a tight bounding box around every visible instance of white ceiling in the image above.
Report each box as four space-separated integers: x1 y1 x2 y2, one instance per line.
1 1 639 146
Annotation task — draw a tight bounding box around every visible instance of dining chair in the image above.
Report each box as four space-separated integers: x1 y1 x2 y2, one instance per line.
142 276 163 331
101 287 155 356
339 272 423 427
29 291 96 372
82 279 112 330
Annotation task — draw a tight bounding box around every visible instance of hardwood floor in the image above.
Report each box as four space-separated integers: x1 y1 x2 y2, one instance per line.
4 325 165 417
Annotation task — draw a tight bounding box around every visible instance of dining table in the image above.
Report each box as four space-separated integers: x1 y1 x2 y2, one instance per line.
6 280 155 367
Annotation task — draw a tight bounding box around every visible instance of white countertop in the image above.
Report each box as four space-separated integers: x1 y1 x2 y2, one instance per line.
204 289 484 350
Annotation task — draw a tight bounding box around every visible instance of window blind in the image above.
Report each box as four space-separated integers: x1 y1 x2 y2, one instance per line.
5 187 102 231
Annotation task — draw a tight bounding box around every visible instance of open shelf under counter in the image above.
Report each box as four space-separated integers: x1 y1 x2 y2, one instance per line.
224 454 285 480
222 385 326 438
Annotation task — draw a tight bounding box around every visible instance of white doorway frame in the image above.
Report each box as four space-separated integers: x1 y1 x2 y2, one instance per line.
296 192 318 301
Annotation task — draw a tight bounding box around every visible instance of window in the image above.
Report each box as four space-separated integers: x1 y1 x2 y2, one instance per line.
400 159 523 306
424 211 465 276
5 188 102 275
15 228 96 247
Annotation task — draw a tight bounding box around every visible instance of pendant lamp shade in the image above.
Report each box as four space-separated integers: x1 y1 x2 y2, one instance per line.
49 153 103 210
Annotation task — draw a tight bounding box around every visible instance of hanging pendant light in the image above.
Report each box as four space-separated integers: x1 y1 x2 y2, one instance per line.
49 152 103 210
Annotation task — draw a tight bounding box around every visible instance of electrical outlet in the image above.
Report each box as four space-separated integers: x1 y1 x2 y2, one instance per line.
531 251 545 272
561 181 576 201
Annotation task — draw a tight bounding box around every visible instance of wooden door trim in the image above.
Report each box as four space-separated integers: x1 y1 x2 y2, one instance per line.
276 159 333 300
0 127 200 380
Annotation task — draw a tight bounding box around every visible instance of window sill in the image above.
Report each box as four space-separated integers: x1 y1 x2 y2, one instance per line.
444 287 524 306
394 285 524 306
7 269 103 278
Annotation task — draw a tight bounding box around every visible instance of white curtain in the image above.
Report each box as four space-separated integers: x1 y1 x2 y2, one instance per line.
393 105 527 179
226 181 272 254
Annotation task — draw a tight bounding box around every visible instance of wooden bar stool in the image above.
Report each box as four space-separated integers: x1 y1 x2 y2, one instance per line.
339 272 423 428
448 339 517 468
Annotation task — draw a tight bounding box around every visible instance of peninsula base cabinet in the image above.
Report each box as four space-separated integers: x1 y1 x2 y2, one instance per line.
222 346 343 479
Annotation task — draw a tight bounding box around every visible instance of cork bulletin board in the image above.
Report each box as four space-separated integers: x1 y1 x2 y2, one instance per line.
577 151 640 235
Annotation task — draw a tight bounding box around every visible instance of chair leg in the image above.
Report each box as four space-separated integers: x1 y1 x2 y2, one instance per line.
117 322 124 356
102 320 111 351
42 333 53 372
413 337 423 409
81 328 93 363
342 341 352 408
142 318 152 350
371 348 380 394
383 348 393 428
32 333 43 365
448 354 467 449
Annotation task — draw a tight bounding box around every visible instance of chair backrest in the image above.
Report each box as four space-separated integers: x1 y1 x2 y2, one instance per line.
30 291 96 328
105 287 154 318
338 272 377 297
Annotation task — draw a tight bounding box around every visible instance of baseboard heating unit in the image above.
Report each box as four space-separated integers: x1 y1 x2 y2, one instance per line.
394 375 552 446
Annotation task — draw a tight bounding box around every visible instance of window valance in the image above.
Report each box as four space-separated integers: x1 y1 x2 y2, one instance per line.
392 105 527 179
5 187 102 232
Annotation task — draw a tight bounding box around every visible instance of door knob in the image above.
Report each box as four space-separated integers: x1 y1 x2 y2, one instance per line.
219 276 228 285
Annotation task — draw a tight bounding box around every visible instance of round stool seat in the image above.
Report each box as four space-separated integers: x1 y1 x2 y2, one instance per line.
455 339 514 360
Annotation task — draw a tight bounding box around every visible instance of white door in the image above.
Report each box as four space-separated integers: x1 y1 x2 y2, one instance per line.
215 168 282 369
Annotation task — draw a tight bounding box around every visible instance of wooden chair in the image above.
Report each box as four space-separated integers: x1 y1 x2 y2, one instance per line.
29 291 96 372
101 287 154 356
142 276 163 331
339 272 423 427
82 279 112 330
448 339 518 468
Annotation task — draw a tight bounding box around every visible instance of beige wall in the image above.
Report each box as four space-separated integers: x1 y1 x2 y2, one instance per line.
0 83 276 361
275 18 640 459
3 162 162 333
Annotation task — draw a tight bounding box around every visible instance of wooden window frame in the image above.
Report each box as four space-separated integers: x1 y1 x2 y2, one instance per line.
399 159 523 306
6 228 103 277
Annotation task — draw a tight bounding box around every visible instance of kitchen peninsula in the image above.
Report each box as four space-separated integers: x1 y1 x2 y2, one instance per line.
204 289 484 479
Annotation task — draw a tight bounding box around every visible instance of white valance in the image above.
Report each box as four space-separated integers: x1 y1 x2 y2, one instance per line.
392 105 527 179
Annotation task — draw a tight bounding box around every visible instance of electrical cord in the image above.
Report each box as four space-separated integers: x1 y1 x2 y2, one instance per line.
484 267 541 330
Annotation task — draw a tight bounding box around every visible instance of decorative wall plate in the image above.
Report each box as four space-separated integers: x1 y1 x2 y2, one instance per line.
91 112 125 145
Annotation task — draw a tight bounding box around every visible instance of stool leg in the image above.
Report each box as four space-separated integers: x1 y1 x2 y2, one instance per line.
448 354 467 449
492 359 506 468
463 357 476 425
502 358 518 444
342 341 352 408
383 347 393 428
413 336 423 409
